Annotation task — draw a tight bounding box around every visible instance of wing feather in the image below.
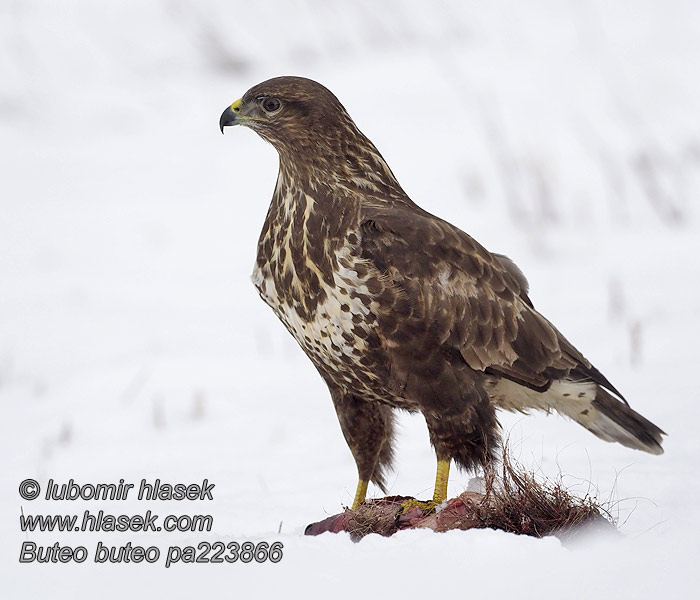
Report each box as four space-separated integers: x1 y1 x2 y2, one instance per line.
359 205 613 395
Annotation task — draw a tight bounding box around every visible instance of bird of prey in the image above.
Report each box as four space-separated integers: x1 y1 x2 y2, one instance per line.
220 76 665 511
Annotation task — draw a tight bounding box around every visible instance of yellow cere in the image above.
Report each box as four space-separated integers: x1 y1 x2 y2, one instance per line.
231 98 242 112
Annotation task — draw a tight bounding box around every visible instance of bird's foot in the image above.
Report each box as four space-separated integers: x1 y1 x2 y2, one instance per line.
398 459 451 514
399 497 443 514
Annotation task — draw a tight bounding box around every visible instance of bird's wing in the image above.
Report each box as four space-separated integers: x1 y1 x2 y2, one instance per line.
358 204 621 396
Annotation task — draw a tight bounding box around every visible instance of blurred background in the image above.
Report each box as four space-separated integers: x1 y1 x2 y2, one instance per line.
1 0 699 595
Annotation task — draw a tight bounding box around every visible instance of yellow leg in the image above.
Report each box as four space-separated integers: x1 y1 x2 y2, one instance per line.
432 459 450 504
401 458 451 513
351 479 369 509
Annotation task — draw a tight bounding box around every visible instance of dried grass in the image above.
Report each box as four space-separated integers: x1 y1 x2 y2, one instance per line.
467 448 616 540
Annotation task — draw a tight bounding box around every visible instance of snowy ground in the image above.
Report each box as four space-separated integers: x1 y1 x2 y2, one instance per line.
1 1 699 598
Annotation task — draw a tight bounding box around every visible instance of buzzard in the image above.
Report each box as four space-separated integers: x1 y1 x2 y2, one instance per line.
220 76 664 510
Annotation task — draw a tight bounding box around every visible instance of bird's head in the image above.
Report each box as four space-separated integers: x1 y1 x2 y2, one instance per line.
219 76 355 154
220 76 406 197
219 77 352 146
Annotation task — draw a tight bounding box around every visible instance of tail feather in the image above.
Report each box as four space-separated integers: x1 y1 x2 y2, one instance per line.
487 376 666 454
586 387 665 455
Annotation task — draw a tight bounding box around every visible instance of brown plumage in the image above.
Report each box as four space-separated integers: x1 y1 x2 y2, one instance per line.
220 76 665 507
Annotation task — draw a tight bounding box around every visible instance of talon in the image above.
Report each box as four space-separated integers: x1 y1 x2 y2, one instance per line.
399 459 451 514
400 497 442 514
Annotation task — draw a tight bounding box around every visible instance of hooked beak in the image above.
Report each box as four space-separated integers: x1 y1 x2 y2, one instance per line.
219 98 242 134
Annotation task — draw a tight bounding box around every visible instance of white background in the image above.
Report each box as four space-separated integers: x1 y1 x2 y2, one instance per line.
1 1 699 597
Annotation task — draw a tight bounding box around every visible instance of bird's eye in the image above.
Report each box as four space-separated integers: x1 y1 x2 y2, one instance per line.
262 97 281 113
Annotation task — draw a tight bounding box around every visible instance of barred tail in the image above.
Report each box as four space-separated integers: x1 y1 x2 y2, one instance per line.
575 387 665 455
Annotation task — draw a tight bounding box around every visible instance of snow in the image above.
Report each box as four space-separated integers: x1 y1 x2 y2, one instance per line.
1 0 699 597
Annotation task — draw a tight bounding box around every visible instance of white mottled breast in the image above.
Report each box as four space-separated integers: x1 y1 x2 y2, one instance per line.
252 244 384 394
